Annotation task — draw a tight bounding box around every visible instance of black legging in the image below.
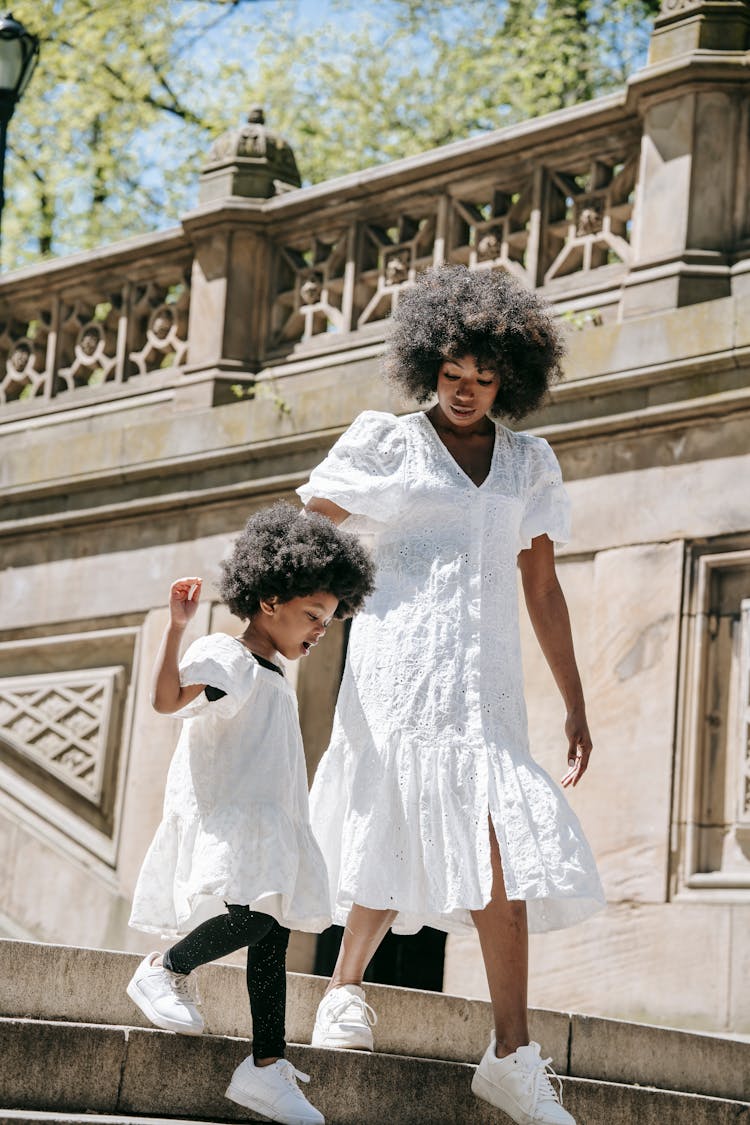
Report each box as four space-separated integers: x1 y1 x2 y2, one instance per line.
163 904 290 1060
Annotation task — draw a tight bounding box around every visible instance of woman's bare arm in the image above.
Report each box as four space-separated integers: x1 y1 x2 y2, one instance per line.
305 497 351 525
518 535 592 787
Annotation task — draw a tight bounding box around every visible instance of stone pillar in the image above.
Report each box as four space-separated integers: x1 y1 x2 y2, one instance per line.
621 1 750 317
177 109 301 408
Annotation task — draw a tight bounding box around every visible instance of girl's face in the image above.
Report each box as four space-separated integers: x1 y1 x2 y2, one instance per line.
435 354 500 428
257 591 339 661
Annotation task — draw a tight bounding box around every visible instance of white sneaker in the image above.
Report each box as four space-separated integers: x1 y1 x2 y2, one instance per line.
226 1055 324 1125
126 951 204 1035
471 1038 575 1125
311 984 377 1050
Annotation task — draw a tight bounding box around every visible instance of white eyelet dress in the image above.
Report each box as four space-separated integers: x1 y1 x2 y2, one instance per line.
129 634 331 937
297 410 605 935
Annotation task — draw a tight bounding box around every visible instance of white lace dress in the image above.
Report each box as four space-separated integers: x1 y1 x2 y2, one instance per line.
129 634 331 937
298 410 605 935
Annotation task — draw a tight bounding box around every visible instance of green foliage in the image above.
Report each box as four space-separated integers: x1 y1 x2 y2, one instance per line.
230 380 292 415
4 0 658 271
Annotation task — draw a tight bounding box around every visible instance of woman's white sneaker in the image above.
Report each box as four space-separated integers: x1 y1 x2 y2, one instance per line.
311 984 377 1050
226 1055 324 1125
126 951 204 1035
471 1038 575 1125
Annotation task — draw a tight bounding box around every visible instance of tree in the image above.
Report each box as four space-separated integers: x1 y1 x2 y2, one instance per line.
4 0 660 271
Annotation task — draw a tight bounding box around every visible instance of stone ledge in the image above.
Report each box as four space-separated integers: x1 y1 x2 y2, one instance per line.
2 1016 749 1125
2 940 749 1102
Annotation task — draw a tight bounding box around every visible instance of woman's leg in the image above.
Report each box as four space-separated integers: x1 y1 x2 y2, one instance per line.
246 918 290 1064
470 820 530 1058
325 903 397 995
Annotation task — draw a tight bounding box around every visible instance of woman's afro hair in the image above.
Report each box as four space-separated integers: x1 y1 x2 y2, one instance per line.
384 265 565 421
219 501 375 621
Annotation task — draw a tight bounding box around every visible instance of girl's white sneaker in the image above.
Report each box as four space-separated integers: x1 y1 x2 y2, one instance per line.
471 1039 575 1125
126 951 204 1035
311 984 377 1050
226 1056 324 1125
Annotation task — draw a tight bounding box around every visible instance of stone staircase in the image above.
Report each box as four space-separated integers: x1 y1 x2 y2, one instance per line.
0 939 748 1125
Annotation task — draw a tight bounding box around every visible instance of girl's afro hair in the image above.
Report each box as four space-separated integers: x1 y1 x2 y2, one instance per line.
219 501 375 621
383 265 565 421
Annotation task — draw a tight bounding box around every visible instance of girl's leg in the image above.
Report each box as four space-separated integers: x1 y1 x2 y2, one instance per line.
324 904 397 995
470 820 530 1058
163 904 274 974
246 918 290 1064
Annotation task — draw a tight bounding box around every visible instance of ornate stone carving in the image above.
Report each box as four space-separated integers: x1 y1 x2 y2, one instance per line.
450 185 533 283
738 601 750 824
0 667 122 803
57 300 119 392
299 276 323 305
10 341 31 372
660 0 702 13
384 253 410 285
543 153 638 284
357 212 436 328
0 315 51 405
270 235 348 348
476 232 502 261
129 279 189 377
575 198 605 237
202 106 301 200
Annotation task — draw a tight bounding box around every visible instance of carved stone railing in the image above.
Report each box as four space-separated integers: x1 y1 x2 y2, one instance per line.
0 228 191 414
2 0 749 419
262 133 641 359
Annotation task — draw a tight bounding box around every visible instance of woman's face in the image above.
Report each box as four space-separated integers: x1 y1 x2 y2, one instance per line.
435 355 500 428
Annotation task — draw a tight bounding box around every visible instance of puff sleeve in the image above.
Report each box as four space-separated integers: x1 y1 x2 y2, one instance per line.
296 410 406 524
519 437 571 550
173 634 257 721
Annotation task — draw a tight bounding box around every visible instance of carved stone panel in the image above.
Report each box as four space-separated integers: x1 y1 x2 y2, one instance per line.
357 211 437 328
448 180 535 284
0 312 52 404
0 667 123 804
269 232 350 350
129 277 190 376
542 153 639 285
738 600 750 826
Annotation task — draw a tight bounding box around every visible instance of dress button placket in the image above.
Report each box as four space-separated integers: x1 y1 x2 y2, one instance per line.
466 492 490 891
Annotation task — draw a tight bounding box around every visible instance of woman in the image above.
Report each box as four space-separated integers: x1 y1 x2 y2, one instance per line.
298 266 604 1125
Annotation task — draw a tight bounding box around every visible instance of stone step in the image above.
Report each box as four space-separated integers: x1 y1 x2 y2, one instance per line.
0 1116 253 1125
2 1016 749 1125
2 939 749 1105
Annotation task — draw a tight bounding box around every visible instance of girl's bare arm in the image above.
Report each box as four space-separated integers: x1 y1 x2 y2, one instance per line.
517 535 592 787
151 578 206 714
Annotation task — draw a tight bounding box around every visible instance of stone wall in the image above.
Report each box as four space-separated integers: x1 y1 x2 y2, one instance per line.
1 1 749 1031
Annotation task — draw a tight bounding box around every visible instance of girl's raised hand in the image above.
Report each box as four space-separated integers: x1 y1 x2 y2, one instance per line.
169 577 202 628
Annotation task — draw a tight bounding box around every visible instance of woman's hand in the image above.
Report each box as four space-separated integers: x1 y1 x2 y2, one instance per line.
519 536 593 789
169 577 202 629
561 708 592 788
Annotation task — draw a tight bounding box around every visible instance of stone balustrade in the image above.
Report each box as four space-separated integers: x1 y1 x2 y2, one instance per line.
0 228 192 413
0 90 646 418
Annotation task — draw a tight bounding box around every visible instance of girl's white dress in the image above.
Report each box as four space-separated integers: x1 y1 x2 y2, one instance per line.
129 634 331 937
298 410 605 935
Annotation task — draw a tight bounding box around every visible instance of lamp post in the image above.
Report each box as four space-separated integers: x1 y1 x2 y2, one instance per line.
0 12 39 257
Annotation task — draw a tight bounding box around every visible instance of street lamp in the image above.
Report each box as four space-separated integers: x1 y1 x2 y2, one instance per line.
0 12 39 255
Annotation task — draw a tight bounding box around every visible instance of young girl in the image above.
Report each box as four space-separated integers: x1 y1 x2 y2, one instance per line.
299 266 606 1125
127 502 374 1125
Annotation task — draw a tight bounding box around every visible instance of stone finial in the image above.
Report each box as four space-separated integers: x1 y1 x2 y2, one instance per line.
199 108 302 204
649 0 750 63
